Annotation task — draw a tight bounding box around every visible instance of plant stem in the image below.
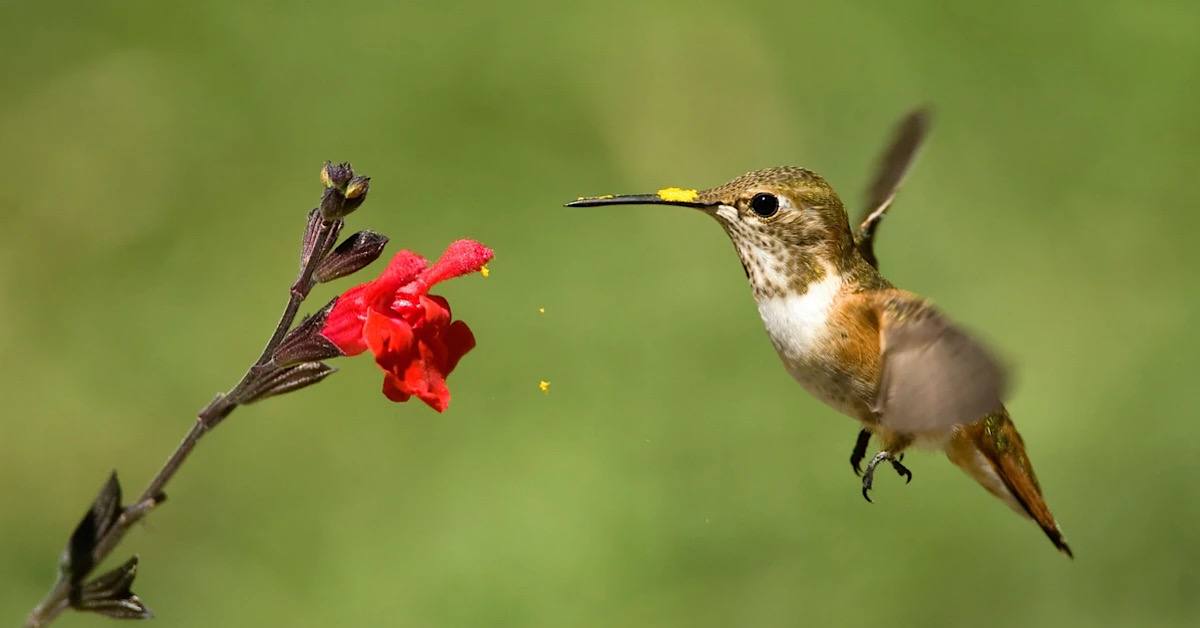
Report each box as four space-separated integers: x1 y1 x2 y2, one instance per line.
23 216 339 628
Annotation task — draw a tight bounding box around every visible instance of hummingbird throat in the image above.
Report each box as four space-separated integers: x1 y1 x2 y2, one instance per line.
721 223 834 301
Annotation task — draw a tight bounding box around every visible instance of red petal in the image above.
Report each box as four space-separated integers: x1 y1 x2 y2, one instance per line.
363 308 415 368
441 319 476 375
402 340 435 393
418 294 452 328
381 375 412 403
366 250 429 304
320 284 372 355
420 380 450 412
418 239 494 287
404 339 451 412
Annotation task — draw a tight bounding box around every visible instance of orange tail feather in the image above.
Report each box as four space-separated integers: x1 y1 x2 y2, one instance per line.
946 409 1073 557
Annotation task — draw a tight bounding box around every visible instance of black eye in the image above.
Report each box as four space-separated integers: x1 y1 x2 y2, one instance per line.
749 193 779 217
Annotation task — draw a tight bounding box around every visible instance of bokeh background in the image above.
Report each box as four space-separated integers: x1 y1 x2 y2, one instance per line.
3 1 1198 626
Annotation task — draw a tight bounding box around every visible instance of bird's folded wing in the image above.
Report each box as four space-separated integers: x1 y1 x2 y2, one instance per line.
872 296 1008 432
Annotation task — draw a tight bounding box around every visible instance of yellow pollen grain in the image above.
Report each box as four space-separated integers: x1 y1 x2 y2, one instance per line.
480 264 490 278
538 380 551 394
656 187 699 203
538 306 545 314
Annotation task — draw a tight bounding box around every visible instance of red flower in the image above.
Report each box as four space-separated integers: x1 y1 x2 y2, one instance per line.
321 239 493 412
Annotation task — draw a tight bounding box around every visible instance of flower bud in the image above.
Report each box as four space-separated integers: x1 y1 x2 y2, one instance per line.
64 472 123 580
320 161 354 190
318 162 369 219
319 185 368 219
319 187 345 219
241 362 337 404
339 176 371 215
345 176 370 200
314 230 388 283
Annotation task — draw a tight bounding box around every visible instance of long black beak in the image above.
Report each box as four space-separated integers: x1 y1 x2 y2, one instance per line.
565 190 715 209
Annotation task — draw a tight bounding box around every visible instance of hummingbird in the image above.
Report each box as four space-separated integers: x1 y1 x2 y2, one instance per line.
567 110 1071 556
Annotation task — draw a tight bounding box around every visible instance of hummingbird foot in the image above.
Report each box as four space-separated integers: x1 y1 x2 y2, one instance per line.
850 429 872 476
891 457 913 484
860 451 913 503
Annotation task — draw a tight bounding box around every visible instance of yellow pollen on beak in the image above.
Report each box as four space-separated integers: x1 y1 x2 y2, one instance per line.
575 194 614 201
656 187 699 203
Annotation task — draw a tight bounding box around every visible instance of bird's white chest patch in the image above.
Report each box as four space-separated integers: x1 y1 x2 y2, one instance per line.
755 271 854 412
755 271 843 361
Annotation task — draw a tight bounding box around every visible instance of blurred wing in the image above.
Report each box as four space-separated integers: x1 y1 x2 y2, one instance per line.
856 108 932 268
873 296 1007 432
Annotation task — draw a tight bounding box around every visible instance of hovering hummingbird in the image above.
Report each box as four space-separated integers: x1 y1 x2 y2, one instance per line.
567 110 1071 556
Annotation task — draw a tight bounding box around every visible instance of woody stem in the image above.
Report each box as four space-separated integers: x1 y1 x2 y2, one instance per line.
23 216 340 628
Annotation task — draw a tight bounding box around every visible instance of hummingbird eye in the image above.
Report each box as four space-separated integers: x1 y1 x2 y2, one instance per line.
749 193 779 217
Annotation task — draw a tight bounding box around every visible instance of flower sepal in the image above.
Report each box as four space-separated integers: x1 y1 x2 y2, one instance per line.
299 208 344 273
240 363 337 404
314 230 389 283
274 299 344 366
72 556 153 620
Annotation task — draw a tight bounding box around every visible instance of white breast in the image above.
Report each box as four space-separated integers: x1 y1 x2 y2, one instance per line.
755 270 856 414
756 270 843 362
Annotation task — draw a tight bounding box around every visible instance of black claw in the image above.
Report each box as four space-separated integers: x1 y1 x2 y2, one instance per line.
850 429 871 477
861 486 873 503
891 459 913 484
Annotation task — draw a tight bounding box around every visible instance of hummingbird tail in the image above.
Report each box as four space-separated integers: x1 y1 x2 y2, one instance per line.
945 409 1073 558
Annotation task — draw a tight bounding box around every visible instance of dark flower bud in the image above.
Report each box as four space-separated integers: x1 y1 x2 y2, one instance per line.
319 187 364 220
319 187 346 219
74 556 153 619
344 176 370 200
320 161 354 190
241 362 336 404
315 230 388 283
274 299 344 366
339 176 371 215
318 164 369 219
63 472 123 582
321 179 370 219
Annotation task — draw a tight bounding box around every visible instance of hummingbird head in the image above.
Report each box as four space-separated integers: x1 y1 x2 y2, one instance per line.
568 166 858 298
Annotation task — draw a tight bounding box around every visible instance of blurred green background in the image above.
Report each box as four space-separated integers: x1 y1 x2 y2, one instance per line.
3 1 1198 626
